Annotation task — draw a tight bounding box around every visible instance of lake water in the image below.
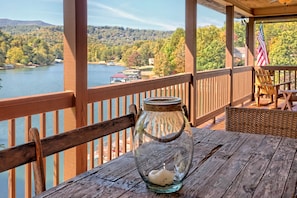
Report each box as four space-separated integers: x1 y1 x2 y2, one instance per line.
0 63 126 99
0 63 126 197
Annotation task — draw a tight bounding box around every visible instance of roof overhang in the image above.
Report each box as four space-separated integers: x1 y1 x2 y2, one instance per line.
197 0 297 21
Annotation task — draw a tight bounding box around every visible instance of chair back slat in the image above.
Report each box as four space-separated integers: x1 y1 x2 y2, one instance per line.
255 68 274 94
225 106 297 138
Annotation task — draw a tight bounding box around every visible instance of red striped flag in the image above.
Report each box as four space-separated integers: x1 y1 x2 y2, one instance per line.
256 24 270 66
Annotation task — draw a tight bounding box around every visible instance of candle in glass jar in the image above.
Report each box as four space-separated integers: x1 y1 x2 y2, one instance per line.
148 164 174 186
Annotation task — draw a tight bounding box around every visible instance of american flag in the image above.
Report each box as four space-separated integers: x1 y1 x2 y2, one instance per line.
256 24 269 66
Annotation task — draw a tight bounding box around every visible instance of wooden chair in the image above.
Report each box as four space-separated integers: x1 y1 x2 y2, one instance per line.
254 67 291 109
225 106 297 138
0 104 137 196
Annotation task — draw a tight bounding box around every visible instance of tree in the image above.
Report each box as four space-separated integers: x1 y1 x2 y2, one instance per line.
234 22 246 47
0 49 5 66
154 51 169 76
269 30 297 65
127 51 142 66
197 25 225 71
154 28 185 76
6 47 24 64
137 42 154 66
173 37 185 73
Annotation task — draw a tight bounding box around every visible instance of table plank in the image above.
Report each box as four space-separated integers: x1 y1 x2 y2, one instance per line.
282 152 297 197
253 137 297 198
222 135 281 198
192 127 214 144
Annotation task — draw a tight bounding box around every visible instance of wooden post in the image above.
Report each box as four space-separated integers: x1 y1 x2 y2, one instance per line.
226 6 234 106
246 17 255 100
185 0 197 126
246 17 255 67
63 0 88 180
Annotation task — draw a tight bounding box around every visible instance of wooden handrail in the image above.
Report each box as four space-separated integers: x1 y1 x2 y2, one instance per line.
0 91 74 121
88 73 192 103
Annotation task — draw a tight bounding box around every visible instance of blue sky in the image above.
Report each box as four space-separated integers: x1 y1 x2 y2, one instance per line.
0 0 226 31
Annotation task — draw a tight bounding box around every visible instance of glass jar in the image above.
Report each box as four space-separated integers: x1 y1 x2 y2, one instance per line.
132 97 193 193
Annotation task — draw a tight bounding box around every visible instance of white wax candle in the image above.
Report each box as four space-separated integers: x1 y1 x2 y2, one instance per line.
148 167 174 186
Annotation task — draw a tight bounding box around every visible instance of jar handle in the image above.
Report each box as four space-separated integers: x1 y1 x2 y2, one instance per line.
141 116 186 143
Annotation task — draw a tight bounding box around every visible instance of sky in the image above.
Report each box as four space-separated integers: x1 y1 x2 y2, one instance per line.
0 0 226 31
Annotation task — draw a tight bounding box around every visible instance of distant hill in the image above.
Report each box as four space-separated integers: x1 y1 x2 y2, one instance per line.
0 18 52 27
0 19 173 46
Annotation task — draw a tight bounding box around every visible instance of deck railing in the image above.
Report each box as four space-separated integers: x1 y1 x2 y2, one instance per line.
195 66 253 125
262 66 297 89
0 65 283 198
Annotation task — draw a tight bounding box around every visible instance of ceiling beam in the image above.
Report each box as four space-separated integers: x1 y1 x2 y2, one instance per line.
224 0 253 16
197 0 253 18
254 14 297 23
254 5 297 17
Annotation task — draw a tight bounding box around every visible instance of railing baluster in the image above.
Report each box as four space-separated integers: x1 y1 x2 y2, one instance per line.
107 99 112 161
88 103 95 169
97 101 104 165
39 113 46 182
8 119 16 198
53 110 59 186
122 96 127 154
25 116 32 198
114 97 120 158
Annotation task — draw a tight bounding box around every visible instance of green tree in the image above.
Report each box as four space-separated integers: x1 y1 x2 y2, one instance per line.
154 28 185 76
173 37 185 73
269 30 297 65
234 21 246 47
0 50 5 66
197 25 225 71
154 51 169 76
137 42 154 66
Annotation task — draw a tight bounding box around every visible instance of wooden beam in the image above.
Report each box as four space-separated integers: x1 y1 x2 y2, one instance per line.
185 0 197 126
226 6 234 106
225 6 234 68
254 14 297 22
254 5 297 17
224 0 253 17
63 0 88 180
246 17 255 66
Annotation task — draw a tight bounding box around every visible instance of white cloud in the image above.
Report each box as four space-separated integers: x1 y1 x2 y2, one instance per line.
89 2 178 30
198 17 224 27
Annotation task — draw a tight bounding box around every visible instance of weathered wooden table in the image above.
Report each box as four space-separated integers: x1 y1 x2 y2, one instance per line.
36 128 297 198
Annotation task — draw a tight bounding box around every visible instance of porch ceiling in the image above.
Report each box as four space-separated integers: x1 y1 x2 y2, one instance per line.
198 0 297 21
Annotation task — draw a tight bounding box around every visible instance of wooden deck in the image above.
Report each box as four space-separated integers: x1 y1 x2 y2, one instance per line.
198 98 297 131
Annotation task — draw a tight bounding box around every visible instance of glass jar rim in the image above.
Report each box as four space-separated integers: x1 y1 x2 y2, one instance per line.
143 97 181 105
143 97 182 112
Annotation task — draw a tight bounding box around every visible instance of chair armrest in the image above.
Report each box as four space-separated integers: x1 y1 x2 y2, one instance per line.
274 81 291 86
